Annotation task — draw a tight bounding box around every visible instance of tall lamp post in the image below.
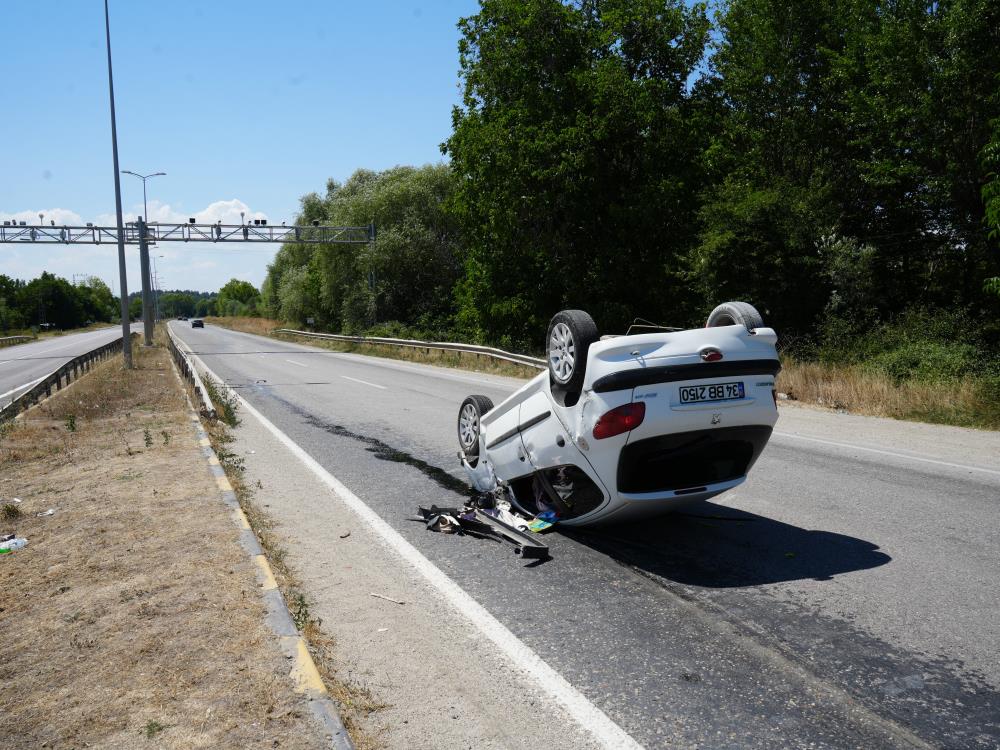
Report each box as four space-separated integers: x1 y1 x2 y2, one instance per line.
103 0 132 366
121 170 165 345
152 255 164 321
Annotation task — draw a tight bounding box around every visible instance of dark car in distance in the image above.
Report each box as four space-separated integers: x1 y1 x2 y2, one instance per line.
191 319 204 328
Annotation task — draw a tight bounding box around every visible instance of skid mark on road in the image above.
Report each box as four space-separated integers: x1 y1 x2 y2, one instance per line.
278 396 475 498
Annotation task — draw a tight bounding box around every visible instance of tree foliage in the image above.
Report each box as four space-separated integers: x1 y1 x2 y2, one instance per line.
262 164 463 334
245 0 999 361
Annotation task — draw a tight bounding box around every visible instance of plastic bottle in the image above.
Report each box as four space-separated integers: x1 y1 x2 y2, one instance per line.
0 537 27 552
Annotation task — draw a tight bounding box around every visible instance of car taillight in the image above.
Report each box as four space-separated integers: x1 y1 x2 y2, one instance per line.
593 402 645 440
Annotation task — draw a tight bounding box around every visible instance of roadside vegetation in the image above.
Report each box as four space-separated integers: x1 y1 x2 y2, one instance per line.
0 332 330 748
200 0 1000 429
0 272 118 334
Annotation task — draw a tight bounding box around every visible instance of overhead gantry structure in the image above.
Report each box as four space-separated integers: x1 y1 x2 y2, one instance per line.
0 218 375 348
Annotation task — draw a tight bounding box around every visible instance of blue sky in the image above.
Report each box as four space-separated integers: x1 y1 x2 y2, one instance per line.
0 0 478 293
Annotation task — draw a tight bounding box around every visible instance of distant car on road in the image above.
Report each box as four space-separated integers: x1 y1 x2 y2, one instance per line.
457 302 780 525
176 316 188 321
190 319 204 328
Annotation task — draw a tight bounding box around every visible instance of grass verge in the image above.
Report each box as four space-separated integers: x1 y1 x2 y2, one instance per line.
193 355 389 749
778 359 1000 430
0 330 329 748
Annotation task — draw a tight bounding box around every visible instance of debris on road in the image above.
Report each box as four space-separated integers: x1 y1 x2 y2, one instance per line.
370 592 405 605
339 531 351 539
413 489 553 560
36 509 55 518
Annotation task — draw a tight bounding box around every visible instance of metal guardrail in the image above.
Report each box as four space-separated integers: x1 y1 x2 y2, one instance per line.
273 329 547 370
166 327 217 419
0 335 33 348
0 333 137 423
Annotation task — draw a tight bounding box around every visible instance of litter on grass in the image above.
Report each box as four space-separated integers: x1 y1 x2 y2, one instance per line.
0 537 28 554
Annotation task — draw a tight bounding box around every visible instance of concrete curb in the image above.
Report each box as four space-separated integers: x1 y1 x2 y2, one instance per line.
169 343 354 750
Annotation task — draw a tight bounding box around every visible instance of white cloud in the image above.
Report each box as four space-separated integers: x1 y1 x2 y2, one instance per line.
96 198 268 227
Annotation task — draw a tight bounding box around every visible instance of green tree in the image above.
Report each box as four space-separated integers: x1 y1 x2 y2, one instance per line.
159 292 197 318
444 0 710 347
0 275 26 331
264 164 464 334
217 278 260 317
76 277 116 322
19 272 85 329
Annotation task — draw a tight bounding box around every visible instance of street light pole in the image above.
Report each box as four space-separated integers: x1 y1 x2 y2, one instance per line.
121 170 165 347
103 0 132 367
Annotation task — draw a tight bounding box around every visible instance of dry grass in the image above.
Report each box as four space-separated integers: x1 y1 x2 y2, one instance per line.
204 316 281 338
778 359 1000 429
207 315 541 379
0 333 329 749
197 376 389 750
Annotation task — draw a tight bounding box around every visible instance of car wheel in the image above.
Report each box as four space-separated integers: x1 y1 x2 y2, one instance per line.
547 309 599 392
458 395 494 468
706 301 765 331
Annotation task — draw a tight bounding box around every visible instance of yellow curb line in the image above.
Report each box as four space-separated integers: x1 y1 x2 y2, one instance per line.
285 636 328 693
166 347 346 736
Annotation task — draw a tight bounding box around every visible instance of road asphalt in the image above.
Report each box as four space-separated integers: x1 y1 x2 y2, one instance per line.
0 326 136 408
170 321 1000 749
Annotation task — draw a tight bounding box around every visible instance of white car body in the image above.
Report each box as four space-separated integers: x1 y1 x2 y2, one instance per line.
460 323 780 525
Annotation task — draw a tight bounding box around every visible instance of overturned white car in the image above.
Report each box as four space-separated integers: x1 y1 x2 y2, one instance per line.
457 302 780 525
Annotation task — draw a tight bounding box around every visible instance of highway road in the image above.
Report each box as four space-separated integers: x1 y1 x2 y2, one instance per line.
0 326 135 409
170 320 1000 749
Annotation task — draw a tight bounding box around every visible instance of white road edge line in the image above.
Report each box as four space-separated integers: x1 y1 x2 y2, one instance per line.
773 430 1000 478
0 374 49 403
188 351 642 750
340 375 387 390
284 359 308 368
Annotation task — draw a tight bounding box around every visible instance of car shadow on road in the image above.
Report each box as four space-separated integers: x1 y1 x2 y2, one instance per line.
562 501 891 588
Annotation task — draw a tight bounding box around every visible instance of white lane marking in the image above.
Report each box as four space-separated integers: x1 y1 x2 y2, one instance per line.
189 354 641 750
284 359 308 368
340 375 386 390
774 431 1000 478
0 375 49 403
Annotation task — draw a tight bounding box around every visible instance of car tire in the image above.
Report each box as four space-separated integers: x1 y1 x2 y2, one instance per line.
458 395 494 468
706 301 765 331
547 309 599 393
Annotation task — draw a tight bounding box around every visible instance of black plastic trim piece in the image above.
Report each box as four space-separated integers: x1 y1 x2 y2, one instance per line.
519 410 551 432
485 411 551 450
486 426 520 450
592 358 781 393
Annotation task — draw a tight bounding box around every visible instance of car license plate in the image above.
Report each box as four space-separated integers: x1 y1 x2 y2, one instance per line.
679 381 745 404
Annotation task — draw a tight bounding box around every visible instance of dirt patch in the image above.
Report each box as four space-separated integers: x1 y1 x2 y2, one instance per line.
0 335 329 748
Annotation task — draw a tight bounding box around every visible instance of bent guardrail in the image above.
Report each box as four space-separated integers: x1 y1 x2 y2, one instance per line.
0 335 33 349
166 327 217 419
0 333 137 423
273 329 547 370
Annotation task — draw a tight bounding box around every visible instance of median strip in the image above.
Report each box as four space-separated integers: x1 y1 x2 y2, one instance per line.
0 330 337 748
